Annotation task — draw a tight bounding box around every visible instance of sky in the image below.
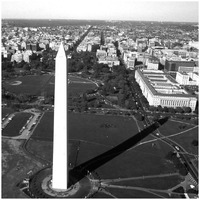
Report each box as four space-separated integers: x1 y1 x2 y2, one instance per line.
1 0 199 22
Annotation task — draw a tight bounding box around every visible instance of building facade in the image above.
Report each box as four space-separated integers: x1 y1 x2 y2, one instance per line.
135 69 197 111
165 60 196 71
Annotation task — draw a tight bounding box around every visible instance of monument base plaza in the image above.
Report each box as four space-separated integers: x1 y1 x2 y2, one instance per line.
29 167 101 198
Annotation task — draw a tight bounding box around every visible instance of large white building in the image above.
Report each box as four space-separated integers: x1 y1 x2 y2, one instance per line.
135 69 197 111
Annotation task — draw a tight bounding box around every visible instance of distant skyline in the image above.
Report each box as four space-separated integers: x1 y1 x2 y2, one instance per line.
1 0 199 23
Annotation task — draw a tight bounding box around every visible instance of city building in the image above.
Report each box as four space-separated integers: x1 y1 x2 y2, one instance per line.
127 57 136 69
11 51 23 63
96 49 107 58
98 56 120 67
176 71 199 85
146 56 160 70
176 72 190 85
135 69 197 111
165 60 196 72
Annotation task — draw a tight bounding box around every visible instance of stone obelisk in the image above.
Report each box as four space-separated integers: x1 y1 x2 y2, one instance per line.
52 43 68 190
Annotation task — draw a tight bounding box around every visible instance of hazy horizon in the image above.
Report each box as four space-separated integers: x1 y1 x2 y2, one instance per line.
1 0 199 23
1 18 198 24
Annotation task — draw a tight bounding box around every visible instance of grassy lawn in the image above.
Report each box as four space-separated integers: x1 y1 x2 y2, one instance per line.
26 139 80 167
4 74 96 96
68 75 92 82
110 174 183 189
31 112 54 141
4 74 54 95
105 187 163 198
68 82 96 96
170 127 198 155
26 139 53 162
2 112 32 137
159 120 195 136
2 107 14 119
95 142 176 179
31 112 139 146
27 112 179 198
158 119 198 155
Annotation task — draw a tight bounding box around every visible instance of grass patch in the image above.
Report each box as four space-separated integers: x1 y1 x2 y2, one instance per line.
158 119 198 155
111 175 183 190
2 112 32 137
106 187 162 198
159 120 195 136
31 112 54 141
68 75 92 83
27 112 180 198
170 127 198 155
4 74 54 95
2 107 14 118
4 74 96 96
32 112 139 146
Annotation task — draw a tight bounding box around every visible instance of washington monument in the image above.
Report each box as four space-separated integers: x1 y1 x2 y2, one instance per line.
52 43 68 190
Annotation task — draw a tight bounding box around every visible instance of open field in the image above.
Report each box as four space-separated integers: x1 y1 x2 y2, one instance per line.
170 127 198 155
159 120 196 136
26 112 180 198
103 187 166 198
4 75 54 96
158 119 198 155
2 113 32 137
31 112 139 145
68 82 96 96
110 174 182 189
30 112 54 141
68 75 92 82
4 74 97 96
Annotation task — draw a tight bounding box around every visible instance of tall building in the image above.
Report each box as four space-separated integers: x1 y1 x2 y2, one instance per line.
52 43 68 190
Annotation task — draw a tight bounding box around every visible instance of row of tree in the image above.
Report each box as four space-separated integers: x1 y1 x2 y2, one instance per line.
165 151 188 176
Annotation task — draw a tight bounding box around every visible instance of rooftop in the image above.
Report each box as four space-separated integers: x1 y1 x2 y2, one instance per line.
136 69 196 98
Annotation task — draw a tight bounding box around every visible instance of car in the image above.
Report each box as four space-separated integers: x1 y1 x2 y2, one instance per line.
175 146 179 150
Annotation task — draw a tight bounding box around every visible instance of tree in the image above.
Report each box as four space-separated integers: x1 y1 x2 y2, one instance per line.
23 63 31 71
135 113 144 121
17 94 30 103
149 106 157 112
168 107 175 114
183 107 192 113
191 140 198 147
30 53 39 61
178 163 188 176
157 105 163 112
152 113 160 121
2 61 14 72
186 189 198 194
129 99 137 110
118 93 125 107
175 107 184 113
178 124 187 129
163 107 169 113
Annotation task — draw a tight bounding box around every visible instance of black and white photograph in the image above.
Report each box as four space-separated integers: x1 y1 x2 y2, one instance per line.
1 0 199 198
